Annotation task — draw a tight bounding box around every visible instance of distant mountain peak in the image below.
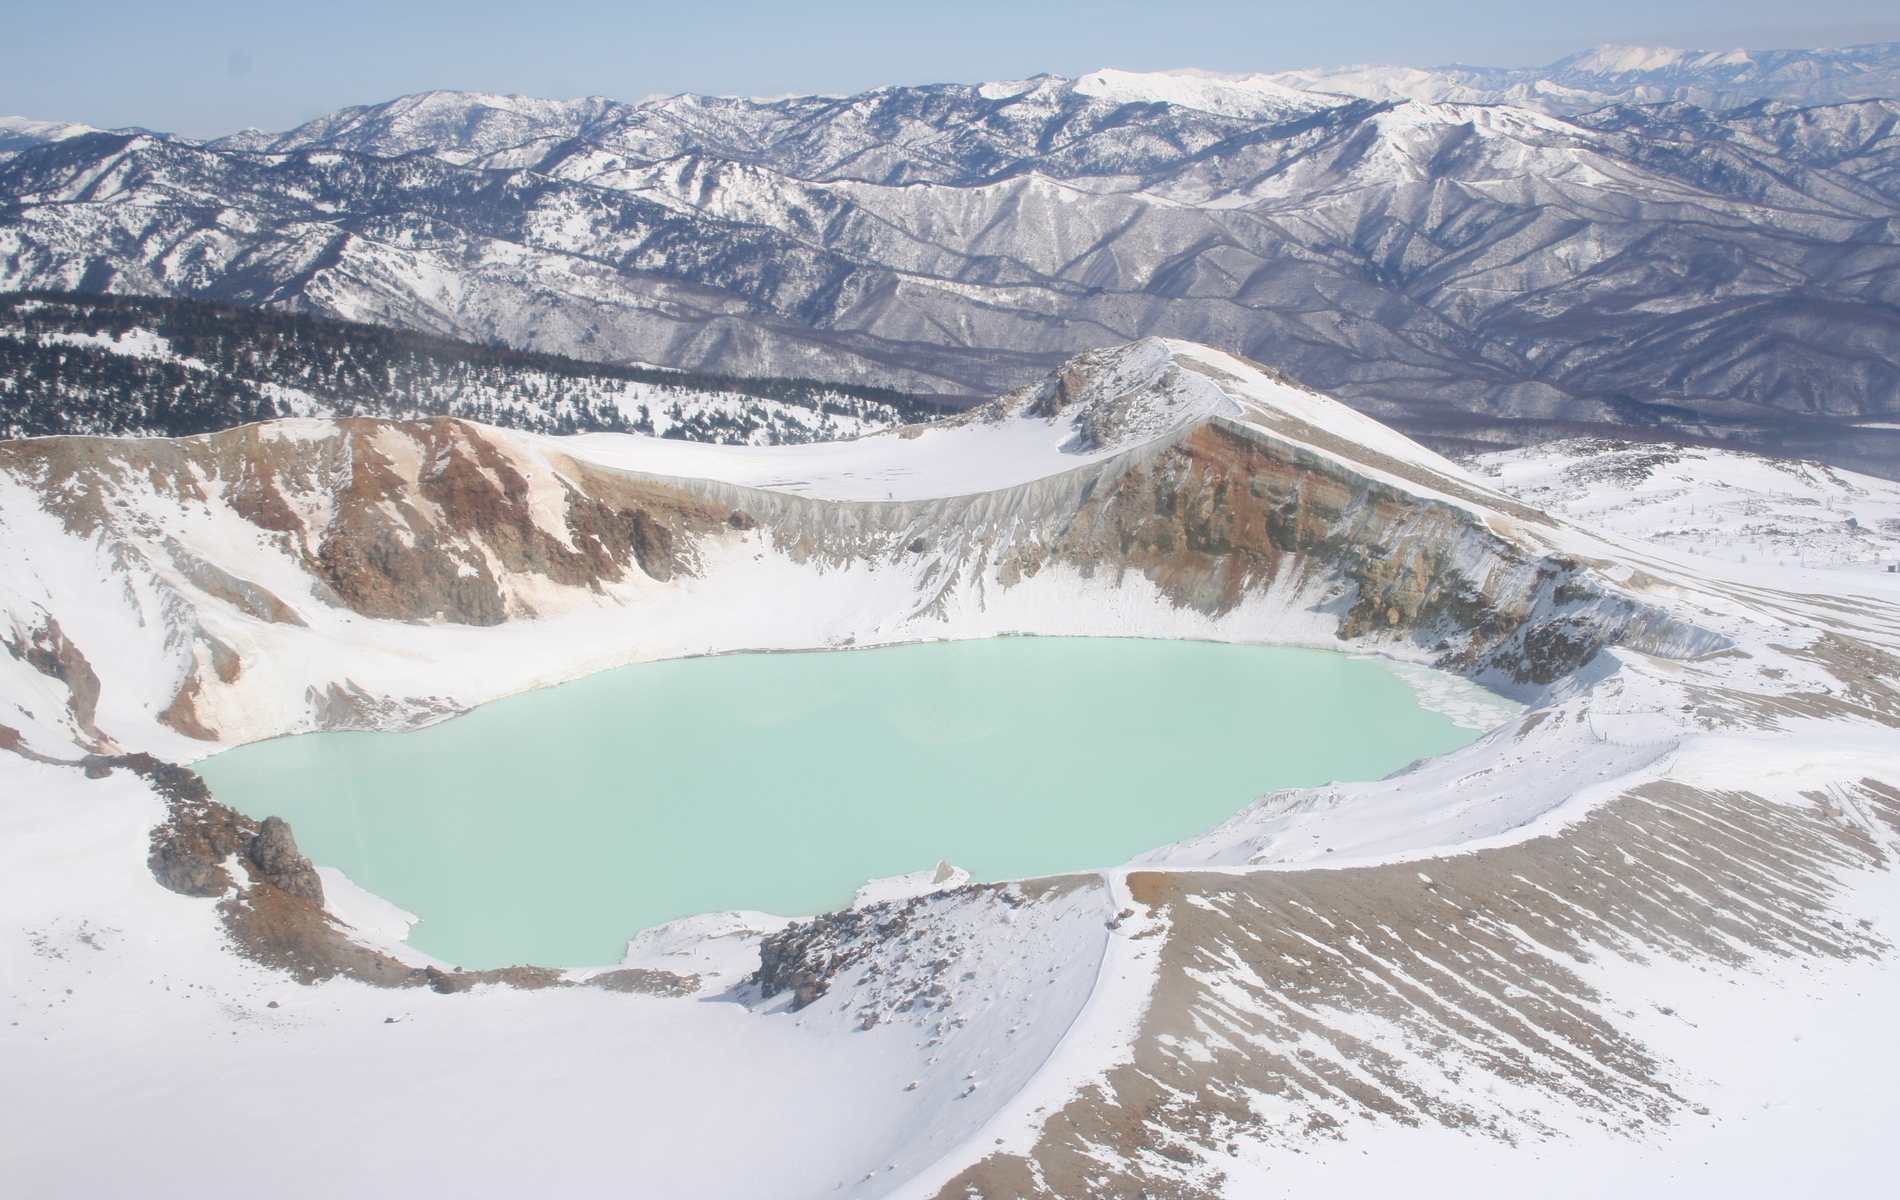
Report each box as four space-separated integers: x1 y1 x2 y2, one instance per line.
1070 68 1338 119
1551 44 1753 76
0 115 105 156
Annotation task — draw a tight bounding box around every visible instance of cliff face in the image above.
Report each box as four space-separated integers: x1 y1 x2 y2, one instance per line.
4 417 726 623
0 339 1717 755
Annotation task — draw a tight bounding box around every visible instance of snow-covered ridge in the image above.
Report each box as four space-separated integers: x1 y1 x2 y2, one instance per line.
560 337 1246 500
557 338 1487 505
1270 39 1900 111
1071 68 1336 120
0 115 104 157
1556 44 1753 76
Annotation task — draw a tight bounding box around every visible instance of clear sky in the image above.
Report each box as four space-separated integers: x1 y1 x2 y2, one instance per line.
8 0 1900 137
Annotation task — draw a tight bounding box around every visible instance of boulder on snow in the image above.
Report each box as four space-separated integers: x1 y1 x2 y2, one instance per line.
248 816 325 906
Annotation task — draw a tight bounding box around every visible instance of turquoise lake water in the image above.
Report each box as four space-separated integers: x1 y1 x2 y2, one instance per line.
198 638 1482 969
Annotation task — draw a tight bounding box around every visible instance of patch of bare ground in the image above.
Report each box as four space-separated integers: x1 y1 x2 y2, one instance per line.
1686 634 1900 730
937 779 1900 1198
1788 634 1900 724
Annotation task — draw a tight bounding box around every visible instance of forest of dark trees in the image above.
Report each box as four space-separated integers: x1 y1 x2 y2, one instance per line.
0 291 939 441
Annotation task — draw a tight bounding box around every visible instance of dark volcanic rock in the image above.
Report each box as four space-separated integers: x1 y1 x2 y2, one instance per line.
248 816 325 906
140 754 251 897
757 902 922 1011
141 759 320 906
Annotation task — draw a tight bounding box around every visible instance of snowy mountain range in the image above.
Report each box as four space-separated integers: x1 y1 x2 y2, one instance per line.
3 41 1899 470
1274 40 1900 112
5 337 1897 1194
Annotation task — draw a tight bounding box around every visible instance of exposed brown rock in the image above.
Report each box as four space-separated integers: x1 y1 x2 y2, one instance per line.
0 721 69 765
165 539 306 626
1013 420 1661 683
424 965 567 994
129 754 413 982
313 426 507 624
220 883 423 988
141 754 252 897
156 672 219 742
1180 356 1556 529
139 761 320 908
222 437 305 536
3 616 108 748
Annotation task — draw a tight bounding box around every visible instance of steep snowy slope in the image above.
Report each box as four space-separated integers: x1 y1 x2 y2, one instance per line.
3 340 1897 1197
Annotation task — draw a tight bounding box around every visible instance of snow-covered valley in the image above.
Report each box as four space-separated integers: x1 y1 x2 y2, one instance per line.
3 338 1898 1196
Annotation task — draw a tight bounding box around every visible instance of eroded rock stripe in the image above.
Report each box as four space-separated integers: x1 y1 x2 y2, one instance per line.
936 779 1900 1198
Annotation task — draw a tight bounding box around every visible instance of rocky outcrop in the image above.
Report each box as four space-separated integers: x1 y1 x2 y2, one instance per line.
106 752 702 993
164 539 306 626
140 754 253 897
420 965 699 996
138 759 321 908
124 755 416 983
3 615 107 749
585 967 700 997
756 884 1027 1012
0 418 727 631
247 817 324 906
756 905 906 1010
755 897 950 1011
